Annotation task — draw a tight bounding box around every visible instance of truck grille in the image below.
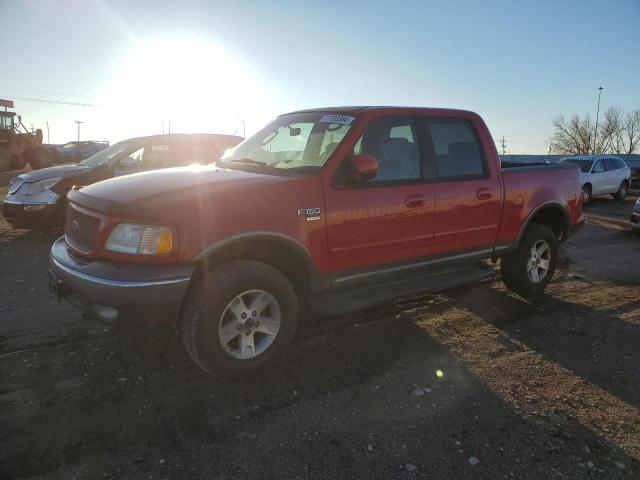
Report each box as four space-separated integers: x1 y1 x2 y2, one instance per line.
65 205 101 252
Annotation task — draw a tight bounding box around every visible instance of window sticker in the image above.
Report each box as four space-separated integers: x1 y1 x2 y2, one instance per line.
319 115 354 125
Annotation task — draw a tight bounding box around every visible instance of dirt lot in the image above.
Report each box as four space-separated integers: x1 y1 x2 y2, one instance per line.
1 173 639 479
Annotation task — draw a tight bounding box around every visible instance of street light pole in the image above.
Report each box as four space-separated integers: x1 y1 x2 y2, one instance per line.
45 121 50 144
74 120 84 141
593 86 603 154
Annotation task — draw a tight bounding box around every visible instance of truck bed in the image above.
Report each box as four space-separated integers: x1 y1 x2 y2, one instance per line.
497 162 583 244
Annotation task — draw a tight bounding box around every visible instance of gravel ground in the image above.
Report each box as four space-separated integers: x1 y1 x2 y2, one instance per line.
1 174 639 479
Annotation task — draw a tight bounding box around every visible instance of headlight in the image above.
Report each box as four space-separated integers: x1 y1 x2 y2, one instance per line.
23 177 61 196
8 177 25 194
105 223 174 255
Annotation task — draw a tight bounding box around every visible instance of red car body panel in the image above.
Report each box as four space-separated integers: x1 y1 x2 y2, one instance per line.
64 107 584 285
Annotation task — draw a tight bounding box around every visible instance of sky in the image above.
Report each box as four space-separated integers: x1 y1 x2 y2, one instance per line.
2 0 639 153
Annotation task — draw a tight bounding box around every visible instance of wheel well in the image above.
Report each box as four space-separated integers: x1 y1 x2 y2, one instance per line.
194 237 312 296
583 182 592 190
527 206 568 241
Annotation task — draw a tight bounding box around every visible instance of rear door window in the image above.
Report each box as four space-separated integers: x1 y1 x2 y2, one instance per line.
424 119 486 179
604 158 619 171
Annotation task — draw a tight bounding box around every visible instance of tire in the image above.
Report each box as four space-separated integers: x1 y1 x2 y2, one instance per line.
0 149 10 171
612 180 629 201
10 154 28 170
501 224 558 298
581 184 592 205
27 146 53 169
180 260 298 378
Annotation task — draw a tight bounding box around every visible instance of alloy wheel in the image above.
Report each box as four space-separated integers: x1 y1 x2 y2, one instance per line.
527 239 551 283
218 289 281 360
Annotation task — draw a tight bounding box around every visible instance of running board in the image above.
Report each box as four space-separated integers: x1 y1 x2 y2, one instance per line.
309 262 496 317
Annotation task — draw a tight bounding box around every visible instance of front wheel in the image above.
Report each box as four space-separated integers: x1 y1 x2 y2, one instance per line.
582 184 592 205
501 224 558 298
180 260 298 378
612 180 629 201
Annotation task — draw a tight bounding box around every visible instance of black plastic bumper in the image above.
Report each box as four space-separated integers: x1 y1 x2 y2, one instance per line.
2 201 57 228
49 236 195 328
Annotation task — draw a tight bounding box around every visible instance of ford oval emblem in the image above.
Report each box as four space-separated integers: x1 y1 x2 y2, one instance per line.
71 219 80 231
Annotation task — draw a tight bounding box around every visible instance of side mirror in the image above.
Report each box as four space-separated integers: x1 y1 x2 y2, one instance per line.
352 154 378 182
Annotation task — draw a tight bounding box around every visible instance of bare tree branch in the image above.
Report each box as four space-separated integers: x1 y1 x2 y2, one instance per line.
550 107 639 155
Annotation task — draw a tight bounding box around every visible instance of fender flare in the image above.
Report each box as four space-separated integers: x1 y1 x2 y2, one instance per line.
193 231 328 292
515 201 570 246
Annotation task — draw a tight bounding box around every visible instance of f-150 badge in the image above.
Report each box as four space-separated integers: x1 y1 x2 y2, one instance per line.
297 207 321 221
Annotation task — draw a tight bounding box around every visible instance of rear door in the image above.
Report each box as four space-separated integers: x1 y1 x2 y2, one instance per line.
422 117 502 256
604 158 624 192
325 115 436 278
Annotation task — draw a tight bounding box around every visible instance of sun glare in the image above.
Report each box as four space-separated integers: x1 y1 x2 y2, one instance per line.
101 35 271 138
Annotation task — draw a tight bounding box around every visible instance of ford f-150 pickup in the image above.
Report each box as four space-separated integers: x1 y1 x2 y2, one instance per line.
49 107 584 377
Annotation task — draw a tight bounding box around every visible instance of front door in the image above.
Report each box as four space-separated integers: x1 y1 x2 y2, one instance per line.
324 115 435 281
113 141 173 176
590 159 608 194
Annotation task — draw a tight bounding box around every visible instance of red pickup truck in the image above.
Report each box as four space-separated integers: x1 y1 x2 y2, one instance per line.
49 107 584 377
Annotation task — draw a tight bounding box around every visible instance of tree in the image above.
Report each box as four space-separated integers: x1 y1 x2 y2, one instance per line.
549 107 639 155
621 109 640 154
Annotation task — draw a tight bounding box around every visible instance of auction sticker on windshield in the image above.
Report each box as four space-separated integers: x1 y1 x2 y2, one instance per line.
319 115 354 125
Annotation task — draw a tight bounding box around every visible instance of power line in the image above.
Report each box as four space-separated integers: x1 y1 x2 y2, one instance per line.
0 95 101 107
0 85 97 99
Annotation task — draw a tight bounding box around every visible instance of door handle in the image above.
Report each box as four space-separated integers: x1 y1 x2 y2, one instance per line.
405 195 425 208
476 188 493 200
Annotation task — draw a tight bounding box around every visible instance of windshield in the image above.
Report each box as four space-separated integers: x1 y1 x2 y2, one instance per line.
563 158 592 173
219 112 355 172
62 142 79 149
79 140 136 167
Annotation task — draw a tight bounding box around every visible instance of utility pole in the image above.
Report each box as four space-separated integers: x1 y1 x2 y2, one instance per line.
168 119 171 134
500 136 507 155
593 86 603 154
45 121 50 144
74 120 84 141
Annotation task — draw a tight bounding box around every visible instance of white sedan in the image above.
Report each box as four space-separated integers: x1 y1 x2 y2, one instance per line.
561 155 631 204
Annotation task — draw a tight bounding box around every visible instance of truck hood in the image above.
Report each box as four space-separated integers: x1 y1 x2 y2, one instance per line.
76 165 290 207
17 164 91 183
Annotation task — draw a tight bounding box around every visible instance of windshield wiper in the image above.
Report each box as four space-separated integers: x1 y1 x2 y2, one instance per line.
229 158 269 167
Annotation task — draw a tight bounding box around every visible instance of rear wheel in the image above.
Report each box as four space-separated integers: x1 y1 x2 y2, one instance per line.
501 224 558 298
612 180 629 201
180 260 298 378
27 146 53 169
581 184 592 205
